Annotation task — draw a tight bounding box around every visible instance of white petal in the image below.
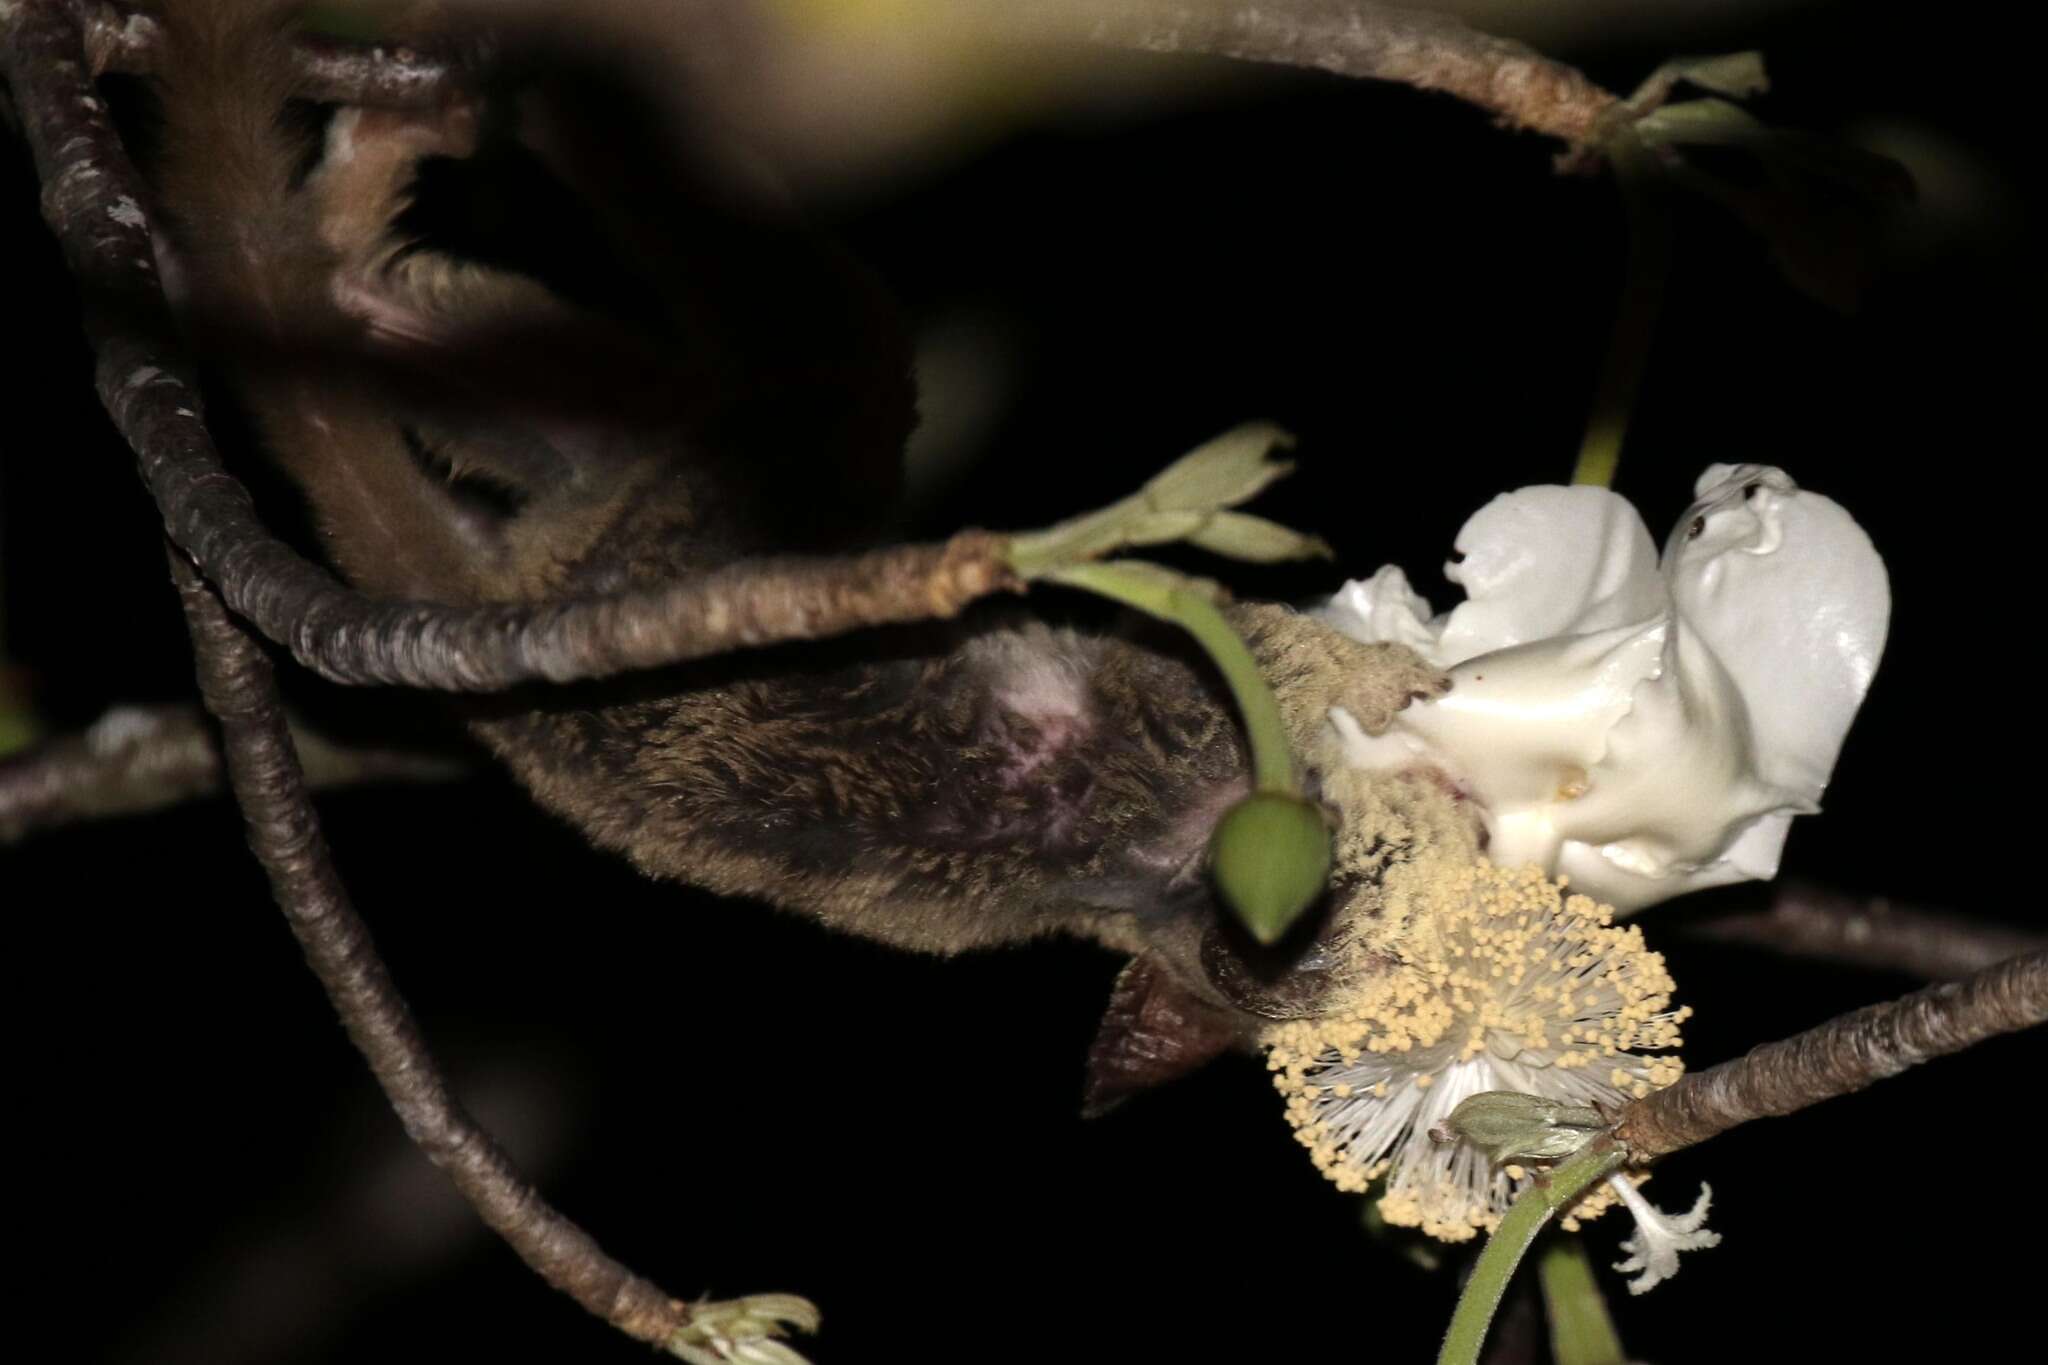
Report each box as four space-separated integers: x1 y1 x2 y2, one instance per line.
1327 704 1429 771
1394 619 1668 874
1552 622 1796 909
1717 809 1796 882
1318 565 1445 660
1435 484 1665 663
1321 465 1886 915
1608 1176 1720 1295
1663 464 1890 803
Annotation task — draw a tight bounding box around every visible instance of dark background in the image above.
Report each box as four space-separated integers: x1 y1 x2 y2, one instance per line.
3 4 2039 1361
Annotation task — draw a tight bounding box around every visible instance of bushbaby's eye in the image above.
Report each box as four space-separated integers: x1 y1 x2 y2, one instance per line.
401 423 536 519
1686 515 1706 540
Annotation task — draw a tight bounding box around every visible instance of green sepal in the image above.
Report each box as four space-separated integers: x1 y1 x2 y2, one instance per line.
1430 1091 1607 1169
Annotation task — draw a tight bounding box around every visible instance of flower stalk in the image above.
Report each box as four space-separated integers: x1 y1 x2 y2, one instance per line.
1570 127 1671 491
1538 1235 1627 1365
1437 1141 1627 1365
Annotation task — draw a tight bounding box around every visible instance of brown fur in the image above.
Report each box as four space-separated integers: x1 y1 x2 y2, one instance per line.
1229 601 1452 751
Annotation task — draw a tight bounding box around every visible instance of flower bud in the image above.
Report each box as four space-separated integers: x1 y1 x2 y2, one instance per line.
1430 1090 1606 1169
1209 792 1331 944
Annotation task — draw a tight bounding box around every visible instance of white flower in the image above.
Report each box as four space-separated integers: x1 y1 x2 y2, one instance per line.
1266 862 1687 1242
1318 465 1889 912
1608 1175 1721 1294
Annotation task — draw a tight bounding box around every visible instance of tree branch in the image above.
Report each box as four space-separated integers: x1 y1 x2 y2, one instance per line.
1022 0 1620 146
72 1 1623 148
0 702 462 843
1615 949 2047 1160
1 0 1023 691
165 545 766 1356
1685 881 2047 981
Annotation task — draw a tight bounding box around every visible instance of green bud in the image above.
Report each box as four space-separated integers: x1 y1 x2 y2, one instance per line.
1429 1091 1607 1170
1005 424 1320 579
1640 51 1769 102
1183 510 1333 564
1209 792 1332 945
1140 422 1296 513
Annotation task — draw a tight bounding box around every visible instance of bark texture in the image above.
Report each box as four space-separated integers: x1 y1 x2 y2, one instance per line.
1050 0 1618 144
1617 949 2047 1159
82 0 465 105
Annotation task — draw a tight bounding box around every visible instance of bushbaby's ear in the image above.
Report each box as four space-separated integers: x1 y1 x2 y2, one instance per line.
1082 955 1246 1118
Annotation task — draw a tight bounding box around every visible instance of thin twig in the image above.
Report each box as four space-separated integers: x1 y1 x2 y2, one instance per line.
1 0 1022 691
0 702 463 843
166 546 708 1352
1036 0 1619 146
1616 949 2047 1160
1685 881 2046 981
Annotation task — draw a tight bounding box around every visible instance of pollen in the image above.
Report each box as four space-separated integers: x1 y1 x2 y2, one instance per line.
1265 860 1688 1242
